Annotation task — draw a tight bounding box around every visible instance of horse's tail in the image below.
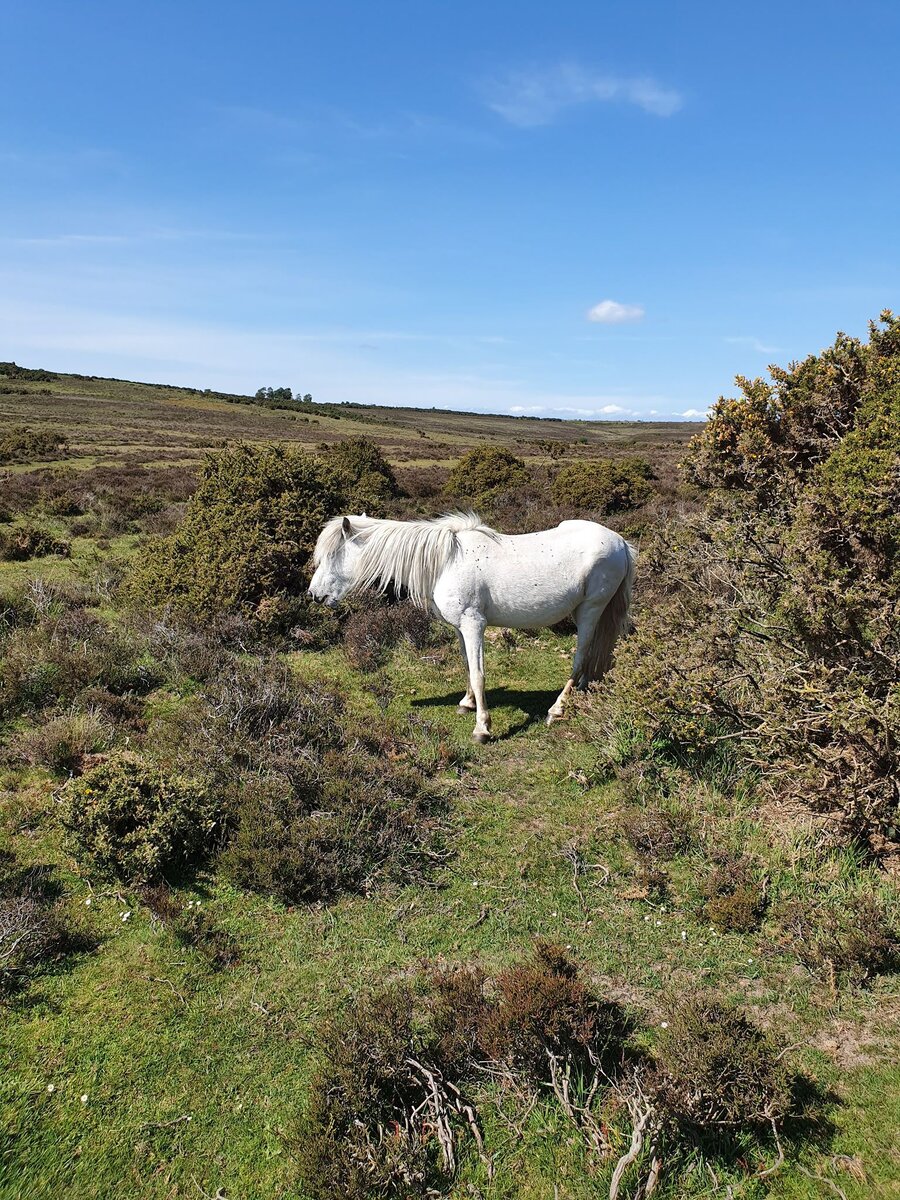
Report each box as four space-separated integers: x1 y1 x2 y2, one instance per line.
577 539 637 686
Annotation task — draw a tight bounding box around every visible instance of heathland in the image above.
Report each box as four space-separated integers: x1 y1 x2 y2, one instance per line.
1 326 898 1200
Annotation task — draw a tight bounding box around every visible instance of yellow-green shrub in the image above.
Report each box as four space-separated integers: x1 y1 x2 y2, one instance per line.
58 753 218 883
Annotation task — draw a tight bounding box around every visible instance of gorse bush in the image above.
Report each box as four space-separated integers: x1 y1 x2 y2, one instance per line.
128 442 350 617
588 313 900 850
58 753 218 884
0 425 68 464
552 456 654 513
444 446 529 503
319 437 400 502
0 524 70 562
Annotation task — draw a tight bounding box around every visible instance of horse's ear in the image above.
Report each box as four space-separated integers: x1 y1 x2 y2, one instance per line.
341 516 352 536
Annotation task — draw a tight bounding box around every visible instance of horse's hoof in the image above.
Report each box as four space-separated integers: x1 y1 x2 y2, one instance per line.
473 731 491 744
457 704 476 715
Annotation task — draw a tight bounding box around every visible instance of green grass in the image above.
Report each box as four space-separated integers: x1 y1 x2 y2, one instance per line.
2 634 898 1199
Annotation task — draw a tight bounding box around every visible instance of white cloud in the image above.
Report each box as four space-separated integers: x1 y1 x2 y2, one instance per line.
679 408 707 419
486 64 683 127
587 300 645 324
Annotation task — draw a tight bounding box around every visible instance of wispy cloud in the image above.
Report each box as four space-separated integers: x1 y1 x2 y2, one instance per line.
587 299 645 324
724 335 782 355
485 64 683 127
679 408 708 419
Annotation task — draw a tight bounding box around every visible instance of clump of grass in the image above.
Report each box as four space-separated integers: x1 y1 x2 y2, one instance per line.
776 891 899 985
0 850 87 996
695 850 767 933
174 905 241 970
648 998 793 1135
618 805 695 864
17 709 113 776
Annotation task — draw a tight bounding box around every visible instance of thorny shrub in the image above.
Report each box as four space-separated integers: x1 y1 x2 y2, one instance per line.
0 525 70 562
587 313 900 851
552 456 654 514
127 441 382 623
444 446 529 507
0 425 68 464
57 753 218 884
319 436 400 502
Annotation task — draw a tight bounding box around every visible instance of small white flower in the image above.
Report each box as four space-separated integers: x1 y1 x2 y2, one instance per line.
655 920 662 927
46 1084 55 1094
644 915 651 922
84 897 92 907
681 930 687 941
660 1021 669 1029
81 1094 89 1104
121 911 131 922
748 957 754 964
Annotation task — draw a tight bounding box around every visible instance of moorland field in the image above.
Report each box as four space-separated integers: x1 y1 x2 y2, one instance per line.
1 329 898 1200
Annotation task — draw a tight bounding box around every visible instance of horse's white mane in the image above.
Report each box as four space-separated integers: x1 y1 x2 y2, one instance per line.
313 511 496 609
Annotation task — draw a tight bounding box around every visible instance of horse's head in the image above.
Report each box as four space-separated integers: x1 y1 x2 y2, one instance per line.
308 515 363 607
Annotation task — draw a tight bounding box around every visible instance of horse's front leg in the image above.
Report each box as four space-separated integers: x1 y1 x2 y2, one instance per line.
455 629 476 714
459 615 491 743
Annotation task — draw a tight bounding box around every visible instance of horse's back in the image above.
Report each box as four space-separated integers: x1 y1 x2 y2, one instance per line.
434 520 627 628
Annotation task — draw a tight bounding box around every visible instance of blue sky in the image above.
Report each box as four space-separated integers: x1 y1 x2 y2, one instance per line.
2 1 899 419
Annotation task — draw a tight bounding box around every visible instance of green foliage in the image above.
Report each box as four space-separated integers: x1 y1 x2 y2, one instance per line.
552 456 654 513
127 442 351 618
58 753 218 884
444 446 529 502
0 424 67 464
319 436 400 503
588 314 900 848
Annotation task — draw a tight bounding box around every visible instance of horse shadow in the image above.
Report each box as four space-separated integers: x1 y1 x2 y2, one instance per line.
410 686 561 739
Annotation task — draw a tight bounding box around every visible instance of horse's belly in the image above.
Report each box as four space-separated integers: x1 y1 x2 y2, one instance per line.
483 584 580 629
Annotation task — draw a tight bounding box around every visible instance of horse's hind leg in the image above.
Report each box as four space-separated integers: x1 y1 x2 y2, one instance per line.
546 600 604 725
455 629 476 713
459 614 491 743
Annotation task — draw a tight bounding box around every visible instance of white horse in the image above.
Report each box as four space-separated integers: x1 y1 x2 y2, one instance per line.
308 513 635 742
